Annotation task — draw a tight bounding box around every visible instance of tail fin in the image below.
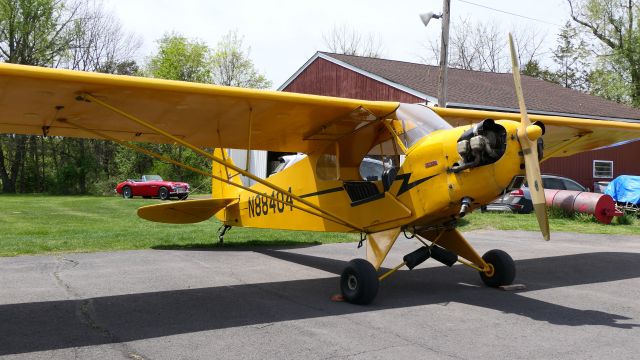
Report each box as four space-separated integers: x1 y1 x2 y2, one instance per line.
212 148 242 199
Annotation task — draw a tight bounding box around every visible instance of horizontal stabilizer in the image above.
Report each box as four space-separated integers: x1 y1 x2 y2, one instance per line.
137 198 237 224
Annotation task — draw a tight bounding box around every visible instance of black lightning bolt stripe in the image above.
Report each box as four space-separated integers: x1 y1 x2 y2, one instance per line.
395 173 438 196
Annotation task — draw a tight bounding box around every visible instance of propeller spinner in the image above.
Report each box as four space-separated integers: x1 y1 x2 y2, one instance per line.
508 33 550 241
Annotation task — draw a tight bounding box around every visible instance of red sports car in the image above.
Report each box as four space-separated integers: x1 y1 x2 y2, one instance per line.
115 175 190 200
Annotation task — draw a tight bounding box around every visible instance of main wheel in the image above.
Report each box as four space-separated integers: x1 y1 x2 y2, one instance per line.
158 187 170 200
479 249 516 287
340 259 379 305
122 186 133 199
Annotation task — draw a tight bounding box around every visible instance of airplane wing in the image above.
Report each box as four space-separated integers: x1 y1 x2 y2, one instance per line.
2 63 639 157
0 63 399 153
432 107 640 158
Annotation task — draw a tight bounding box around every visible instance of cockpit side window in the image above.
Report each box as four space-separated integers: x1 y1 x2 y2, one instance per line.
359 133 402 181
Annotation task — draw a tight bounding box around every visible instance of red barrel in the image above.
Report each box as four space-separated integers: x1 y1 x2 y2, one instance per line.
544 189 623 224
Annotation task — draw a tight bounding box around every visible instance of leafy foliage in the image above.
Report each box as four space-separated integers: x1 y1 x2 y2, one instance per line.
0 0 141 195
146 33 212 82
0 0 77 65
568 0 640 105
146 31 271 88
141 31 272 194
552 22 591 91
211 30 271 88
522 60 560 84
0 2 270 195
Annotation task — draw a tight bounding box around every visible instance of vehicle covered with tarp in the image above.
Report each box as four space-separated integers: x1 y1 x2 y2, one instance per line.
604 175 640 205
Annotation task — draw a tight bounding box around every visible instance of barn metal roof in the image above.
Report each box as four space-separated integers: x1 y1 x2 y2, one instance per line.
280 52 640 123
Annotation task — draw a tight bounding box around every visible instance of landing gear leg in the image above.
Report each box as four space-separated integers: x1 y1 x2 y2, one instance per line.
217 224 232 244
340 259 379 305
415 228 517 287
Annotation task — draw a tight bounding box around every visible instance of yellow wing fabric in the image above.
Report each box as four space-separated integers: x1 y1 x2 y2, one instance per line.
433 107 640 158
0 63 399 153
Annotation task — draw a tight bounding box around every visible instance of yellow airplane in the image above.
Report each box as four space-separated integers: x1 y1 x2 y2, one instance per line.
1 37 639 304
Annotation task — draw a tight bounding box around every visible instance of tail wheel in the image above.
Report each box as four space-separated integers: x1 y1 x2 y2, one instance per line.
479 249 516 287
158 187 170 200
340 259 379 305
122 186 133 199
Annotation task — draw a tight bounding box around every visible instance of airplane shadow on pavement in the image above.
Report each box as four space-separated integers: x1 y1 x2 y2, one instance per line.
1 251 639 355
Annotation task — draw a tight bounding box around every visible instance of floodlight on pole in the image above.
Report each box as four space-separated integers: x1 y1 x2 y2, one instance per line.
419 11 442 27
420 0 450 108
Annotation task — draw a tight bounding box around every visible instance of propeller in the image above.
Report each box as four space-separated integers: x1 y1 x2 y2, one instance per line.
508 33 550 241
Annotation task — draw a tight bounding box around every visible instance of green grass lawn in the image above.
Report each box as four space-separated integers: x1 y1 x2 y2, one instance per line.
0 195 356 257
458 209 639 234
0 195 637 257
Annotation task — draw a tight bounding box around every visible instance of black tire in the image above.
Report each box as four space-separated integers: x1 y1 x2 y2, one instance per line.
340 259 379 305
517 200 534 214
158 187 170 200
479 249 516 287
178 194 188 200
122 186 133 199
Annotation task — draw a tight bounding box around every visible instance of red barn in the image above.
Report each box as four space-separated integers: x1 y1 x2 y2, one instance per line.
279 52 640 190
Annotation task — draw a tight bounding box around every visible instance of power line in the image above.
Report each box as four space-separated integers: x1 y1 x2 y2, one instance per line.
457 0 565 27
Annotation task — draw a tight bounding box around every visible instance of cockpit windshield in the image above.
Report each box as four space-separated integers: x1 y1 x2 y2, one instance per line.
394 103 452 150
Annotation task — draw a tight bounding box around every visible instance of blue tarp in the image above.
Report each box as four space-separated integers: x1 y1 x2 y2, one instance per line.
605 175 640 205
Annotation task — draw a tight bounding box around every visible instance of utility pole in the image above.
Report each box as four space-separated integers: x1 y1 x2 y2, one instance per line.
437 0 451 108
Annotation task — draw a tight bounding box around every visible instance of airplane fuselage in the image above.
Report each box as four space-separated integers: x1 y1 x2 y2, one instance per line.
218 120 523 233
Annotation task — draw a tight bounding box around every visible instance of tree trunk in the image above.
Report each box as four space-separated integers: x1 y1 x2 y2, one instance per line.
0 135 27 193
10 135 27 193
40 136 46 192
78 139 87 194
0 137 12 193
631 67 640 107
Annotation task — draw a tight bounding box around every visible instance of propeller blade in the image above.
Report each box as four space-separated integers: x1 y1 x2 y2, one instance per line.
508 33 550 241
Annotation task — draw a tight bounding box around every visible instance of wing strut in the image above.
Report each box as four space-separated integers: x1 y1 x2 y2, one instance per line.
74 94 365 232
60 118 363 230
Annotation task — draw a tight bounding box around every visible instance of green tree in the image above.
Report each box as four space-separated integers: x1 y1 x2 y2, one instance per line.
211 30 271 88
0 0 78 193
552 22 591 91
146 33 212 82
588 64 631 103
141 33 215 187
140 31 271 191
522 59 559 84
568 0 640 105
0 0 140 194
0 0 79 65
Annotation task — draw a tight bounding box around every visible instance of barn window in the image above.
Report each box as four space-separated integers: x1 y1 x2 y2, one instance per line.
593 160 613 178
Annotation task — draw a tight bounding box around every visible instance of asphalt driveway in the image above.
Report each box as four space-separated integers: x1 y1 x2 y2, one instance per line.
1 230 640 359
